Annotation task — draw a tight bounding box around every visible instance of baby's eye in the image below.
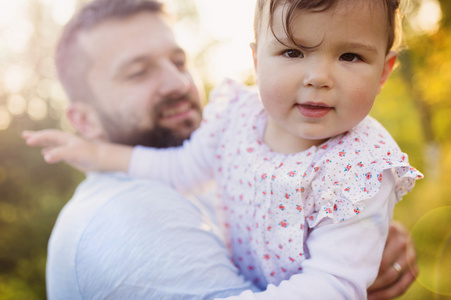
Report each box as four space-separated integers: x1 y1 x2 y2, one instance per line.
340 53 362 62
283 49 304 58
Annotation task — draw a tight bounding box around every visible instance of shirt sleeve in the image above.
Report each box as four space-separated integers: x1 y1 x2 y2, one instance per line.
216 169 397 300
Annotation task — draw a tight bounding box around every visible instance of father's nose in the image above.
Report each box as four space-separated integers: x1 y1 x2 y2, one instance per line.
157 60 191 97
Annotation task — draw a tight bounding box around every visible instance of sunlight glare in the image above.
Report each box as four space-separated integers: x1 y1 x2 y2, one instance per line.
27 98 48 121
3 65 31 94
410 0 442 35
0 107 12 131
7 95 27 116
193 0 256 84
4 19 34 54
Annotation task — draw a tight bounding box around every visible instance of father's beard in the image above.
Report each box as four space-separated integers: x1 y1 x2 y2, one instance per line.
97 94 201 148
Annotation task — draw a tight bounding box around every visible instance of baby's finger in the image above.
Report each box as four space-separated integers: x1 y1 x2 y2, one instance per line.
41 147 64 164
24 129 72 147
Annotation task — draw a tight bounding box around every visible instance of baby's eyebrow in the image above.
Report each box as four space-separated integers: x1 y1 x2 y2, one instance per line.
340 42 379 55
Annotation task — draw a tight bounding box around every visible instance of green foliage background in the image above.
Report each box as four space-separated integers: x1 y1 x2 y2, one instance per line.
0 0 450 299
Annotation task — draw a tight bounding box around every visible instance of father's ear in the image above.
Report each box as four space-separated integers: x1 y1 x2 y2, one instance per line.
66 102 105 140
377 51 398 94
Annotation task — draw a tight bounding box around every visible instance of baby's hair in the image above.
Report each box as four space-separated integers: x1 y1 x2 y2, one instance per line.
254 0 403 53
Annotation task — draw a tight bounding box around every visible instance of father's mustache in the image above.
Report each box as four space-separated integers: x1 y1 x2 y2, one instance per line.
153 93 200 117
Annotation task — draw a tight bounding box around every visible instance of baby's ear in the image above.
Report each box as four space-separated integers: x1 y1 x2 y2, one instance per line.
250 42 258 71
378 51 398 93
66 102 105 140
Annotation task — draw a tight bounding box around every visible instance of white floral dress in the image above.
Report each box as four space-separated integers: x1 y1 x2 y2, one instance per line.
130 78 423 295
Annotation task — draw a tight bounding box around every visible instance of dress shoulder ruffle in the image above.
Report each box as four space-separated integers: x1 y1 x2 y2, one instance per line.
305 116 423 227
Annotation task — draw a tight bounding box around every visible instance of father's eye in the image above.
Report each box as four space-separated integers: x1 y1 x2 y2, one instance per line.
340 53 362 62
283 49 304 58
127 70 147 80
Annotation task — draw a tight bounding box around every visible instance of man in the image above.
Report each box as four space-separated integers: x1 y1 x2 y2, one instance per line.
25 0 417 299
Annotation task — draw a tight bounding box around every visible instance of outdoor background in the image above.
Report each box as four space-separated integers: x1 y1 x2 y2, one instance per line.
0 0 450 299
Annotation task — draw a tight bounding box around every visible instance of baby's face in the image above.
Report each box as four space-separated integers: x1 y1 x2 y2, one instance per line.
252 1 397 153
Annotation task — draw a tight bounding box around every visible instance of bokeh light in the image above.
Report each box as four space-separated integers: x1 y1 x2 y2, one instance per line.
410 206 451 296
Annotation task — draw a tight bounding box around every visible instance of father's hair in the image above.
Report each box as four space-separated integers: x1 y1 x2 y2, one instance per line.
253 0 403 53
55 0 165 102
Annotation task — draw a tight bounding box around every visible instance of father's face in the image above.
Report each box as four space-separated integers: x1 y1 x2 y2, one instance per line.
78 12 203 147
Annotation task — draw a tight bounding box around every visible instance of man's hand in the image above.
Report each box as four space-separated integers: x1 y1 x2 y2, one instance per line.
23 129 133 173
367 221 418 300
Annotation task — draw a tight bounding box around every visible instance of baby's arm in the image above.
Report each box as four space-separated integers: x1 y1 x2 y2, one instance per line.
23 130 132 173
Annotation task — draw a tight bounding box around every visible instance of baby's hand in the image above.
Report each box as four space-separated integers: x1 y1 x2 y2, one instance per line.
22 129 104 173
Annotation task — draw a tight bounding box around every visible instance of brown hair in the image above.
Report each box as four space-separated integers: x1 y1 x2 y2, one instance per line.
55 0 166 102
253 0 402 53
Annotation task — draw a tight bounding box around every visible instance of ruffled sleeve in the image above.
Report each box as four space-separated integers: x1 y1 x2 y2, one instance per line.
305 116 423 227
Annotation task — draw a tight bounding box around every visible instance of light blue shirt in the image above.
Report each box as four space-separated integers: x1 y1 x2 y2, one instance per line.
46 172 259 299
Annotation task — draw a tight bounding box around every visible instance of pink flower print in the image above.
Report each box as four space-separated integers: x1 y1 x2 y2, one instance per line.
314 167 320 173
279 244 283 249
300 224 304 230
339 150 346 157
262 191 267 196
374 144 381 149
377 173 383 182
238 238 243 244
355 138 360 142
281 267 287 272
270 271 276 277
289 238 293 243
355 150 361 154
361 187 369 194
344 164 352 172
247 226 251 231
354 208 360 214
276 163 284 169
248 265 254 271
271 175 276 181
239 194 243 201
267 226 272 231
387 151 391 156
324 207 332 214
321 144 329 150
279 220 288 228
344 187 351 192
264 254 270 260
279 204 286 211
296 204 303 212
289 257 295 262
334 204 338 211
287 170 297 177
326 159 332 163
357 162 364 168
261 173 267 180
307 152 312 156
247 147 254 153
366 172 372 180
285 193 290 199
339 140 344 145
275 254 281 259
